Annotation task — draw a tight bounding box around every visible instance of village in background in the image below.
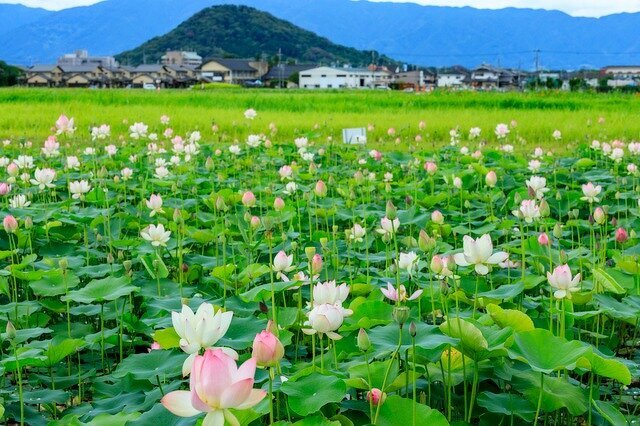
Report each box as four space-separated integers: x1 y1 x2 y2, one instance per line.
12 49 640 92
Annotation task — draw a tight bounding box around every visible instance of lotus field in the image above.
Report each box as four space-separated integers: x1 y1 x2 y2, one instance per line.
1 110 640 426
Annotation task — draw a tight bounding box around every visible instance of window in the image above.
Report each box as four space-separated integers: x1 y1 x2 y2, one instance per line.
337 74 347 77
327 84 333 88
301 74 311 77
321 75 327 77
315 84 320 88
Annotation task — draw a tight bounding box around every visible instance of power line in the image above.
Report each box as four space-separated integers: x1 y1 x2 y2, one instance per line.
379 49 640 58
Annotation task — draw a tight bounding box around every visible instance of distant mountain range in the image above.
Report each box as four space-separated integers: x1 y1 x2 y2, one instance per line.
1 0 640 69
115 5 396 67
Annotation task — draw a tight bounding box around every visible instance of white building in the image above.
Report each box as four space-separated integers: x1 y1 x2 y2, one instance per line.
299 66 392 89
437 68 469 88
57 49 118 68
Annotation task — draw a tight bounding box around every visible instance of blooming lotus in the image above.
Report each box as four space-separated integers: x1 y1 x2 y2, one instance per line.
9 194 30 208
141 223 171 247
581 182 602 203
272 250 294 281
312 280 350 308
547 264 581 299
161 348 265 425
453 234 508 275
129 122 148 139
525 176 549 200
146 194 164 217
246 134 262 148
30 168 56 190
495 123 509 139
66 156 81 170
513 199 541 223
469 127 481 139
397 252 419 277
69 180 91 200
244 108 257 119
172 302 236 376
347 223 366 243
303 303 351 340
55 114 76 136
376 216 400 240
91 124 111 140
42 136 60 157
154 166 170 180
380 283 423 303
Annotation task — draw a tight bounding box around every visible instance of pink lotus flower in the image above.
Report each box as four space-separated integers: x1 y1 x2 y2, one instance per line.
161 349 265 425
538 232 550 246
485 171 497 188
273 197 285 211
55 114 76 136
149 341 161 352
252 323 285 367
581 182 602 204
0 182 11 196
311 254 323 275
314 180 327 197
380 283 422 302
367 388 387 406
424 161 437 175
615 228 629 243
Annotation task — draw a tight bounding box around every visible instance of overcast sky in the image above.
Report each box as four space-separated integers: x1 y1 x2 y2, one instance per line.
2 0 640 16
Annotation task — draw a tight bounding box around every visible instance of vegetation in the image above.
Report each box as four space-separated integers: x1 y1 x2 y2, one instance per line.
1 88 640 149
0 61 22 87
0 107 638 425
115 5 397 67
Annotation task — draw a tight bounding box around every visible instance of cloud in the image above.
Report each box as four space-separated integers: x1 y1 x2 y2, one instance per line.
368 0 640 17
0 0 102 10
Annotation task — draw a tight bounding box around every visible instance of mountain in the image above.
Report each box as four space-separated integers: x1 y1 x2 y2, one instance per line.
115 5 394 67
0 4 52 35
2 0 640 69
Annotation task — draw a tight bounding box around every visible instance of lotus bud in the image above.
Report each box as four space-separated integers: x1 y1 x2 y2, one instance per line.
405 195 413 205
537 232 549 246
385 200 397 220
305 246 316 261
366 389 387 406
357 328 371 352
252 323 285 367
393 306 411 327
242 191 256 208
5 321 16 341
205 156 214 170
118 250 124 260
418 230 436 251
290 241 298 251
273 197 285 211
615 228 628 243
308 163 317 174
485 171 497 188
243 211 252 223
173 208 183 224
514 192 522 205
314 180 327 197
409 321 417 337
3 215 18 233
553 223 563 239
215 196 228 212
630 229 637 239
539 199 550 217
24 217 33 229
593 207 606 225
311 254 323 275
588 214 594 226
250 216 260 229
7 162 18 177
430 255 444 274
113 175 120 184
431 210 444 225
123 260 132 272
59 258 69 271
106 252 114 264
424 161 437 175
559 250 568 264
611 217 618 227
319 238 329 250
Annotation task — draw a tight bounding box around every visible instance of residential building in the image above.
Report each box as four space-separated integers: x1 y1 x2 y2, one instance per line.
199 58 268 84
436 66 470 88
262 64 317 88
161 51 202 67
57 49 118 68
392 69 437 90
298 66 392 89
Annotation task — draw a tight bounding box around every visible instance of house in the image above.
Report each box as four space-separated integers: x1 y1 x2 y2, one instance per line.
262 64 317 88
25 65 64 87
392 69 437 90
470 64 524 90
199 58 268 84
130 65 173 87
165 64 198 88
298 66 392 89
161 51 202 68
601 66 640 88
59 65 106 87
436 66 469 88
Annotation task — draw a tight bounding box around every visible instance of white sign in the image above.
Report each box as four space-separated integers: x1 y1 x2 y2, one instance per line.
342 128 367 145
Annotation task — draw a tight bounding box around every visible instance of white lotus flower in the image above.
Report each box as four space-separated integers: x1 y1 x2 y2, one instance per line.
129 122 148 139
312 281 350 308
146 194 164 217
525 176 549 200
272 250 294 281
397 252 419 277
453 234 508 275
513 199 540 223
69 180 91 200
547 264 581 299
171 302 237 376
141 223 171 247
581 182 602 203
303 303 351 340
376 216 400 239
30 168 56 190
9 194 30 208
347 223 366 243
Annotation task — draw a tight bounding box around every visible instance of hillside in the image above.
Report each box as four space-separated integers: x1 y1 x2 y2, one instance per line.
0 4 52 35
0 60 22 86
114 5 394 67
1 0 640 68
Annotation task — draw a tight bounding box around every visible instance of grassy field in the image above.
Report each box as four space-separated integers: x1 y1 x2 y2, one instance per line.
1 88 639 149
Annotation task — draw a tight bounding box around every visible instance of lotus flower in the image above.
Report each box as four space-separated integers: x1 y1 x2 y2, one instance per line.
244 108 257 119
172 302 236 376
252 322 284 367
55 114 76 135
303 303 350 340
581 182 602 203
3 215 18 233
453 234 508 275
272 250 294 281
376 216 399 240
312 280 350 308
380 283 422 303
69 180 91 200
397 252 419 277
513 199 541 223
30 168 56 190
525 176 549 200
347 223 366 243
161 349 265 425
140 223 171 247
146 194 164 217
547 264 581 299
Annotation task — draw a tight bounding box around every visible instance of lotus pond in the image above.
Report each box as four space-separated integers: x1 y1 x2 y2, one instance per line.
0 113 639 426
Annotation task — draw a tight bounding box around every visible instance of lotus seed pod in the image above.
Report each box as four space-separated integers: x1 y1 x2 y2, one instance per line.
392 306 410 327
305 246 316 261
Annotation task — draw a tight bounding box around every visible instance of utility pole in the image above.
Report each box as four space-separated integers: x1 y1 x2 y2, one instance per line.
277 48 283 89
534 49 540 72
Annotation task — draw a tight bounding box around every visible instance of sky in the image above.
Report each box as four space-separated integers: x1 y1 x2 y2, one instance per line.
2 0 640 17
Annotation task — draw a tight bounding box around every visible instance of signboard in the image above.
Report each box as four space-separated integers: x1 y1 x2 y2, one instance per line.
342 128 367 145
